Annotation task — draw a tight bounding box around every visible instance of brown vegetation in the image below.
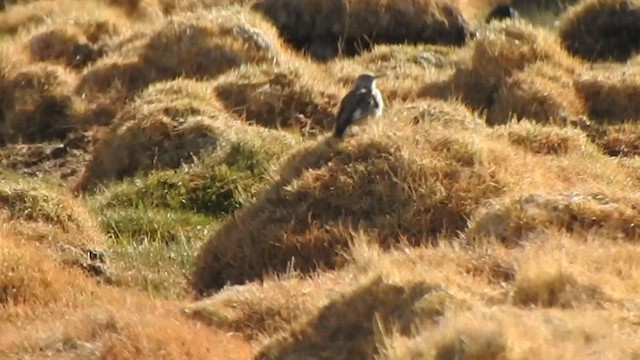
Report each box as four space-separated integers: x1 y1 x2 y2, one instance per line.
252 0 475 60
191 103 509 294
465 191 640 245
213 63 340 134
2 64 78 143
74 80 235 191
559 0 640 62
3 0 640 359
486 62 585 126
423 20 581 126
574 67 640 123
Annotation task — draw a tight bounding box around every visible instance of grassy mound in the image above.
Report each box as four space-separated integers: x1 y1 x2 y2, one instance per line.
1 64 78 144
500 121 589 156
436 21 579 116
252 0 474 61
140 9 284 79
589 122 640 157
0 171 106 276
2 294 254 359
380 307 636 359
559 0 640 62
0 234 92 314
486 62 585 126
92 96 301 216
329 43 463 106
26 22 118 68
255 276 434 360
574 68 640 123
465 191 640 245
74 7 290 126
74 79 236 191
213 63 340 134
191 104 510 294
189 243 477 356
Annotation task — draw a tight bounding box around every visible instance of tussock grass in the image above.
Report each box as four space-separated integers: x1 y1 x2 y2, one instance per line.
1 64 78 144
75 78 301 192
1 292 254 359
466 192 640 245
191 104 509 294
3 0 640 358
252 0 475 61
423 20 581 125
0 233 93 317
213 63 340 134
499 121 589 155
559 0 640 62
486 62 585 125
574 67 640 123
589 122 640 157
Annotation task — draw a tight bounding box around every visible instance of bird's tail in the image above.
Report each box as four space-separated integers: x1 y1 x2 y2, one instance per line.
333 123 347 139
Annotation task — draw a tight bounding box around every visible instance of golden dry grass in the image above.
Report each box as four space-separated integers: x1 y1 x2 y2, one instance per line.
3 0 640 359
559 0 640 62
252 0 477 60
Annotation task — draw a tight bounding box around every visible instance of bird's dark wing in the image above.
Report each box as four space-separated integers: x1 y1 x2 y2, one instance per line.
333 88 372 138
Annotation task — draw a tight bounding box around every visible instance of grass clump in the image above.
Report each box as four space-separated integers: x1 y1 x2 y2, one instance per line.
26 23 114 68
140 9 284 80
252 0 474 61
95 130 298 217
466 192 640 245
74 79 231 191
486 62 585 126
75 78 302 192
1 64 78 144
213 63 340 135
0 234 92 313
191 106 506 294
432 20 579 116
589 122 640 157
255 276 433 360
74 6 290 126
559 0 640 62
500 121 588 155
574 68 640 123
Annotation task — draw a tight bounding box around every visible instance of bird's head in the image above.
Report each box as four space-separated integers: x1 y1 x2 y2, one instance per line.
354 73 386 89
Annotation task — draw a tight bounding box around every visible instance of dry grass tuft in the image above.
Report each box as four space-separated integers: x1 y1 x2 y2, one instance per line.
1 64 78 144
1 294 254 359
589 122 640 157
466 192 640 245
435 20 579 115
191 108 507 294
140 9 285 80
213 63 340 134
183 271 355 342
512 267 606 308
74 79 233 192
0 171 106 277
486 62 585 126
255 276 433 360
75 57 154 125
74 7 292 126
25 20 121 68
574 68 640 123
252 0 474 61
500 121 588 155
0 234 91 312
559 0 640 62
99 310 252 360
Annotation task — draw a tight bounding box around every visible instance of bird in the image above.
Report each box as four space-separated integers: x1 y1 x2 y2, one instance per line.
333 73 385 139
485 4 519 24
